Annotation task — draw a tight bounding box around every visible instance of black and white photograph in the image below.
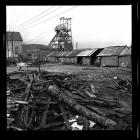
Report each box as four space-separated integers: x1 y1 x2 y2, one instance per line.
6 5 133 131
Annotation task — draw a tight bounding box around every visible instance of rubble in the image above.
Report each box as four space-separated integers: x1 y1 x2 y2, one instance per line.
7 70 132 130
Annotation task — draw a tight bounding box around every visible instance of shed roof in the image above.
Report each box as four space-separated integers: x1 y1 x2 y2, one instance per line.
67 50 83 57
56 51 67 57
7 32 23 41
62 51 72 57
47 51 54 57
97 46 127 57
77 48 98 57
54 51 73 57
120 47 131 56
48 51 59 57
40 50 53 56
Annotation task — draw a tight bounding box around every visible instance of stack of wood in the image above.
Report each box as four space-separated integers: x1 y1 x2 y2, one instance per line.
7 70 132 130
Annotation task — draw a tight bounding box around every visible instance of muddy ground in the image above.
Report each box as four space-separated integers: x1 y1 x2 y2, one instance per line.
7 63 132 79
7 63 132 130
7 63 132 105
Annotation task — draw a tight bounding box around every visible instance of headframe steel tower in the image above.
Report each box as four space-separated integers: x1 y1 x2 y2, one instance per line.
48 17 73 51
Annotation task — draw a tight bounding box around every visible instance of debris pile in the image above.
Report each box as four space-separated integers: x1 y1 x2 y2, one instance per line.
7 70 132 130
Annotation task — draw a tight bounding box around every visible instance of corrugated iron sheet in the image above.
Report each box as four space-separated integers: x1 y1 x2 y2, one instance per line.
126 47 131 55
48 51 59 57
48 51 55 57
97 46 127 56
62 51 72 57
77 49 98 57
101 56 118 66
53 51 62 57
67 50 83 57
120 47 131 56
119 56 131 68
55 51 66 57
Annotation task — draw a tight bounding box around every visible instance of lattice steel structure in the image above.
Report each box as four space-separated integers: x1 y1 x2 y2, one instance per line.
48 17 73 51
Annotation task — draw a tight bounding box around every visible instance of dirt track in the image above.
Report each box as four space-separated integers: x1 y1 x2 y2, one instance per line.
7 63 132 80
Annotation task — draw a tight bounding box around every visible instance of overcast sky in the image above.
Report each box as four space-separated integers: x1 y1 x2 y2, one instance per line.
6 5 132 49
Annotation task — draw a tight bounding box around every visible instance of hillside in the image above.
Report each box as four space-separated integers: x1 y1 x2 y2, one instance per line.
23 44 50 52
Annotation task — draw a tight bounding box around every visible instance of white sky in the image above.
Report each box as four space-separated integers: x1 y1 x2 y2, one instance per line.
6 5 132 49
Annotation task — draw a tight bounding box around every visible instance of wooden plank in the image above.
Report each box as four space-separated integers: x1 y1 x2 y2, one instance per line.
38 97 51 128
27 104 36 129
58 104 72 130
48 85 117 127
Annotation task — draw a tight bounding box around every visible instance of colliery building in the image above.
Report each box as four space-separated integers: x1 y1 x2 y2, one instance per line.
21 42 131 68
6 31 23 62
119 47 131 68
97 46 129 67
6 17 131 69
43 48 103 66
21 45 131 68
77 48 103 65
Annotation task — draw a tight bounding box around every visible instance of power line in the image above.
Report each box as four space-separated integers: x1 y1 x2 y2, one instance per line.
33 31 53 43
16 6 62 30
18 6 77 31
26 28 54 43
25 32 48 43
15 6 54 28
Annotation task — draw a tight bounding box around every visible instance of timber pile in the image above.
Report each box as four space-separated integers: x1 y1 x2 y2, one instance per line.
7 70 132 130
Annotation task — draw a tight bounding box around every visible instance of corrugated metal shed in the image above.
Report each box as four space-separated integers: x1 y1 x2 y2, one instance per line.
48 51 59 57
119 47 129 56
55 51 65 57
120 47 131 56
48 51 54 57
77 49 98 57
97 46 127 56
67 50 83 57
41 50 53 56
125 47 131 55
62 51 72 57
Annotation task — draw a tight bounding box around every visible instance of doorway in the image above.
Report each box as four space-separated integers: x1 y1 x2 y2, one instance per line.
77 57 82 65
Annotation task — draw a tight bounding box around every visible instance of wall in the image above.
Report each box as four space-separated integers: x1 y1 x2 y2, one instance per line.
65 58 69 63
59 57 77 64
7 41 23 58
58 57 63 63
48 57 56 62
101 56 118 66
82 57 91 65
119 56 131 68
70 57 77 64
